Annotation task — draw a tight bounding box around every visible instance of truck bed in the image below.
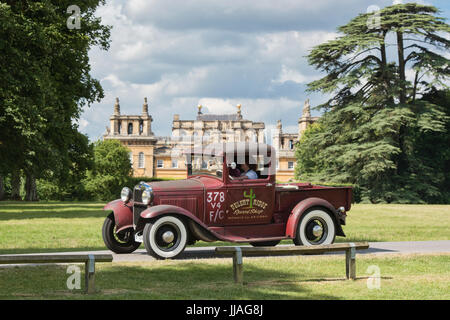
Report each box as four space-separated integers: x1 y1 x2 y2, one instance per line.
274 183 352 223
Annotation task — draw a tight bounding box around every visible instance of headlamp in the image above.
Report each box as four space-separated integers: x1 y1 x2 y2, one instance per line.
120 187 132 203
141 185 153 205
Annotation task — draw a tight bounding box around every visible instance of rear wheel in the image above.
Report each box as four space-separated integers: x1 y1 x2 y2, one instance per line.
143 215 188 259
250 240 280 247
102 213 141 254
294 209 336 246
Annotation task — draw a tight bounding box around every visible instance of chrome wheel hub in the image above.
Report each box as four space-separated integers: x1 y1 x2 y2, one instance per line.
312 225 323 237
162 231 175 243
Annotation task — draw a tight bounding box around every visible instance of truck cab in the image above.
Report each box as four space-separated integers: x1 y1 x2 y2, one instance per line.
102 142 351 259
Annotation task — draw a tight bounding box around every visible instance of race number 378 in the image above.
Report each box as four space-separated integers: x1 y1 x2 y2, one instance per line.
207 191 225 223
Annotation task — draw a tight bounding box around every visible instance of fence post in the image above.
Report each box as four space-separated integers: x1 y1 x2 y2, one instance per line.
345 243 356 280
233 247 243 284
85 254 96 293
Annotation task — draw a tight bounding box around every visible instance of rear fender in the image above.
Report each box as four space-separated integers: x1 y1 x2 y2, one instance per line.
286 197 345 238
103 199 134 233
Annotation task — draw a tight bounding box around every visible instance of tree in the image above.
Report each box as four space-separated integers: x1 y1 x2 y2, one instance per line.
36 130 94 201
84 140 132 201
0 1 110 200
296 3 450 203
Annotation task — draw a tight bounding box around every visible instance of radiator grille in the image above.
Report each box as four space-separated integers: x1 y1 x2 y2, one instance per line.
133 187 143 203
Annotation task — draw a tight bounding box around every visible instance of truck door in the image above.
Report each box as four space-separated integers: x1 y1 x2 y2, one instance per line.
225 179 275 225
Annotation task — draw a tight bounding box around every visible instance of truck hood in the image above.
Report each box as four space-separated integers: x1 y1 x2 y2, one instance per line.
148 179 204 192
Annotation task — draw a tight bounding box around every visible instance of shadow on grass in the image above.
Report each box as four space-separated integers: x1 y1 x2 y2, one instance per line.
0 262 341 300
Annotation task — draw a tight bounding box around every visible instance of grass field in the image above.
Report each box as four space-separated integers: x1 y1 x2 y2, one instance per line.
0 253 448 299
0 201 449 300
0 201 448 254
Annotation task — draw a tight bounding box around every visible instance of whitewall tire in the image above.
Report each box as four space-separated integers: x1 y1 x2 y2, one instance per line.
143 215 188 259
294 209 336 246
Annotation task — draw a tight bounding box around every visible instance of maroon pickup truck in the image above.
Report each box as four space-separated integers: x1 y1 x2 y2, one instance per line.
102 142 352 259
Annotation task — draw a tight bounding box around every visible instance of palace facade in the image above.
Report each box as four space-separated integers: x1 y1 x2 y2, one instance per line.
103 98 318 182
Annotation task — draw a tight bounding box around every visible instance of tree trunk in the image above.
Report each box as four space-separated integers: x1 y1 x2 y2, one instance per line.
380 29 393 102
412 70 419 103
25 174 38 201
11 171 21 200
0 176 4 200
395 31 409 176
396 31 406 104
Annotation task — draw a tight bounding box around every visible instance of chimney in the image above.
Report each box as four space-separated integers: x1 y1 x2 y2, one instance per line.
114 97 120 116
302 99 311 118
142 97 149 115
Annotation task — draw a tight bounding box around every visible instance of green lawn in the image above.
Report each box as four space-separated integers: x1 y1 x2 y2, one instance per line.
0 201 448 254
0 201 449 300
0 253 448 299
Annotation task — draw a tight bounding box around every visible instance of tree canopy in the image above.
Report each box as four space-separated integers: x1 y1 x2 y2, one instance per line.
0 0 110 200
83 139 132 201
296 3 450 203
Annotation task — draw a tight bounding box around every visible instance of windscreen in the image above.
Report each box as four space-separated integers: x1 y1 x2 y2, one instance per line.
187 154 223 178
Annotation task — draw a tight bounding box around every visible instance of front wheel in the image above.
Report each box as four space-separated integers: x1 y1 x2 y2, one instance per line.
143 215 188 259
102 213 141 254
294 209 336 246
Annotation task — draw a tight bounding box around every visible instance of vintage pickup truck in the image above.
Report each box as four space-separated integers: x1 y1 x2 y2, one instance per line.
102 142 352 259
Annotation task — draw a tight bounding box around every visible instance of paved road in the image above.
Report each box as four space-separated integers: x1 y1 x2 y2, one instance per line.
1 240 449 265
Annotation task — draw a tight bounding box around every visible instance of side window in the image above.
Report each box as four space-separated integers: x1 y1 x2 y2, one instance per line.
157 159 164 168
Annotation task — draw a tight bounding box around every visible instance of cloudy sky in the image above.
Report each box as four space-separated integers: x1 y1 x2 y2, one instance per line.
79 0 449 141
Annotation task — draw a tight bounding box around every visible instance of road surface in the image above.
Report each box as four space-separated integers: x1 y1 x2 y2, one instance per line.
1 240 449 265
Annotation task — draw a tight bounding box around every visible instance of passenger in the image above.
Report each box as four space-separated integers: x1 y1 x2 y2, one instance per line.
228 162 241 178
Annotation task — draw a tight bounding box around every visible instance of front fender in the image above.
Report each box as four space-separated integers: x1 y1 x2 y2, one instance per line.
140 204 223 241
285 197 345 238
103 199 134 233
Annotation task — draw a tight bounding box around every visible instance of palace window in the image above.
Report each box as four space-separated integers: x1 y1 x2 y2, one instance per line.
289 140 294 150
288 161 294 169
139 120 143 134
128 123 133 135
129 152 133 168
171 160 178 168
138 152 145 168
157 160 164 168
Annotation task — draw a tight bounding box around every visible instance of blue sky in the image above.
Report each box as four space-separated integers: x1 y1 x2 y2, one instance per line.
79 0 450 141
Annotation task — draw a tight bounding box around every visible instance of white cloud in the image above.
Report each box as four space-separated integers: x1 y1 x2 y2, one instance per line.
84 0 442 139
274 65 311 84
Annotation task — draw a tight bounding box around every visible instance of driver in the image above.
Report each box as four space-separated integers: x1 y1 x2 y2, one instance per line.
235 163 258 180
